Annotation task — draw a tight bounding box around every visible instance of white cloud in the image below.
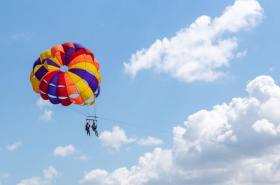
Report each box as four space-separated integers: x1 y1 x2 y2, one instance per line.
43 167 58 180
7 140 21 151
236 50 247 58
269 67 274 72
53 145 77 157
78 155 88 161
79 169 112 185
252 119 277 135
1 173 9 178
80 75 280 185
36 98 52 109
10 32 32 42
137 136 163 146
246 75 280 103
99 126 136 150
124 0 263 82
259 97 280 122
39 109 53 122
17 166 58 185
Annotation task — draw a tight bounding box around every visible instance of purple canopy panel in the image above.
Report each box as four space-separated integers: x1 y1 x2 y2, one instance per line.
94 86 100 98
33 58 41 71
35 66 48 80
68 68 99 93
47 72 61 104
64 47 74 66
45 59 60 68
73 43 85 51
89 78 99 95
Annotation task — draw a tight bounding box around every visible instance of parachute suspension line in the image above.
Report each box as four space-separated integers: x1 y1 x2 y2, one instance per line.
86 101 97 117
80 106 90 116
70 106 88 117
67 105 88 117
72 106 87 116
98 117 174 134
93 103 97 118
86 106 90 116
88 106 91 116
78 105 87 115
67 107 87 117
75 105 90 116
89 106 95 117
69 105 83 115
97 116 280 156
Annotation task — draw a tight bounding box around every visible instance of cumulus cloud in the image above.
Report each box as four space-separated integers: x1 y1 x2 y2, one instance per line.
99 126 136 150
7 140 21 151
137 136 163 146
252 119 278 135
36 98 52 109
80 75 280 185
53 145 77 157
17 166 58 185
124 0 263 82
1 173 9 178
246 75 280 102
39 109 53 122
79 169 112 185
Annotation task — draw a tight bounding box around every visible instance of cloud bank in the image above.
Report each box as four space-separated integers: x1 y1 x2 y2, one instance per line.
124 0 263 82
17 166 58 185
80 75 280 185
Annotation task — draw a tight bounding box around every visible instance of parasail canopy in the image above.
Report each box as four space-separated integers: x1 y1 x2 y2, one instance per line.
30 42 101 106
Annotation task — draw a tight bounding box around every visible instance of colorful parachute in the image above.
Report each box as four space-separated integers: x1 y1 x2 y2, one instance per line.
30 42 101 106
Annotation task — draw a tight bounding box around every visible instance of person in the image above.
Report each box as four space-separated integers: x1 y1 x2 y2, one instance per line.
92 122 98 137
85 122 90 136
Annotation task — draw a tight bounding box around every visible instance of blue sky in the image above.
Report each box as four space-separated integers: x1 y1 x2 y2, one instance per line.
1 0 280 184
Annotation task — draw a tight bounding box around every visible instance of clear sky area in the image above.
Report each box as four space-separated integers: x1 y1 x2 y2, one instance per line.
1 0 280 184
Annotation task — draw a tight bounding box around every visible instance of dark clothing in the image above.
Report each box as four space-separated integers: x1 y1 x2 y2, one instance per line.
92 125 97 131
91 124 98 137
85 124 90 136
